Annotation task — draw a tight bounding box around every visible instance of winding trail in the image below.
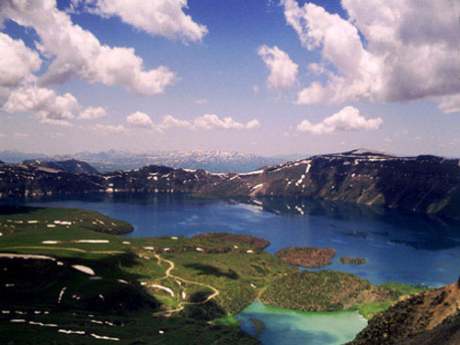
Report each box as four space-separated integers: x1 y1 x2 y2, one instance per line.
151 254 220 317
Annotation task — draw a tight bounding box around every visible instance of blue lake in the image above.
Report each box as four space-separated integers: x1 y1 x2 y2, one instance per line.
18 194 460 345
23 194 460 287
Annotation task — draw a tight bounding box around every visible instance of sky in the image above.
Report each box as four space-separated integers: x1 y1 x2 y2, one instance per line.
1 0 460 157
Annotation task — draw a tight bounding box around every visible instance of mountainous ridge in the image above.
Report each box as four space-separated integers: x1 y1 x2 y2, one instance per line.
0 150 291 173
1 149 460 220
348 281 460 345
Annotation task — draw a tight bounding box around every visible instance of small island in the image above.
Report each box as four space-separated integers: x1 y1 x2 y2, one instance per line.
276 247 336 268
340 256 367 265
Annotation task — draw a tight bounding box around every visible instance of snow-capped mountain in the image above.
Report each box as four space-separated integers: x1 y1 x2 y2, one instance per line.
0 150 294 173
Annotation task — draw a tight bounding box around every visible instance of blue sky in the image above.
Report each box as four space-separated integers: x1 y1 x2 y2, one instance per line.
1 0 459 156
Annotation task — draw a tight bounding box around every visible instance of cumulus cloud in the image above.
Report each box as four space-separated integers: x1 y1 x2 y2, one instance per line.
2 84 107 126
0 0 176 95
282 0 460 112
258 45 298 89
193 114 260 130
296 106 382 135
438 94 460 114
159 114 192 130
126 111 154 128
3 86 80 126
82 0 207 43
0 33 41 88
125 112 260 131
80 106 107 119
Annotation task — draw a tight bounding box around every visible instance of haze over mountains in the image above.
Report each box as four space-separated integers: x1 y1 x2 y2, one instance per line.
0 150 296 173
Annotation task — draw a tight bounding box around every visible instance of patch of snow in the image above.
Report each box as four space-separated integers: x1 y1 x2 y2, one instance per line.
58 287 67 304
42 240 60 244
0 253 55 261
238 169 264 176
150 284 175 297
74 240 109 244
58 329 85 335
72 265 96 276
29 321 58 328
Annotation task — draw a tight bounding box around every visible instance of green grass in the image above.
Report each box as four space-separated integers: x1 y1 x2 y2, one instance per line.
355 301 393 319
0 206 133 236
0 205 427 344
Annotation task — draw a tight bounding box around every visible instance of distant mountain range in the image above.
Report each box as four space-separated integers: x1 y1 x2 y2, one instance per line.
0 150 297 173
1 149 460 221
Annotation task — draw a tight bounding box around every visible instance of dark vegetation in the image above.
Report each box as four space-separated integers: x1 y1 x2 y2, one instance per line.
340 256 367 265
276 247 336 267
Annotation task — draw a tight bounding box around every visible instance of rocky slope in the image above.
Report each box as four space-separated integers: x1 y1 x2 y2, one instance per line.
348 282 460 345
1 149 460 220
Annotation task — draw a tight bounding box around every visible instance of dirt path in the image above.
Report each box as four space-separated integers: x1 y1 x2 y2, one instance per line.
151 254 220 316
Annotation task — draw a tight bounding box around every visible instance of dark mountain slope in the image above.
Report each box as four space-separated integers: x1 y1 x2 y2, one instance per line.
348 282 460 345
1 149 460 220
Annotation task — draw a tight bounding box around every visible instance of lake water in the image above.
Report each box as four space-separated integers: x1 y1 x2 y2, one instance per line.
18 193 460 345
238 302 367 345
24 193 460 287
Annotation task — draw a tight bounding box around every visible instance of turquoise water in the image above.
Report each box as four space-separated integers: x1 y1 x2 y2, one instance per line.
238 301 367 345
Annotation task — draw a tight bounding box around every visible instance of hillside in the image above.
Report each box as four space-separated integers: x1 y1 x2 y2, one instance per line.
1 149 460 220
348 282 460 345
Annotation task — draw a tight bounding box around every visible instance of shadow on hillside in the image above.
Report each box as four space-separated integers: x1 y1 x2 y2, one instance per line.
183 263 239 280
0 205 42 215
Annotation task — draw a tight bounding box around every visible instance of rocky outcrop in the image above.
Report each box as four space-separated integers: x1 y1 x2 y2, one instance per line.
348 282 460 345
1 149 460 220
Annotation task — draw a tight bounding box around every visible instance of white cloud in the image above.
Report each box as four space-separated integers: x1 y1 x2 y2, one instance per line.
126 111 154 128
80 106 107 119
3 86 79 126
159 114 192 130
94 123 126 134
438 94 460 114
1 0 176 95
282 0 460 111
0 33 41 88
245 119 261 129
84 0 207 43
258 45 298 89
296 106 382 135
193 114 260 130
125 112 260 131
2 84 107 126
